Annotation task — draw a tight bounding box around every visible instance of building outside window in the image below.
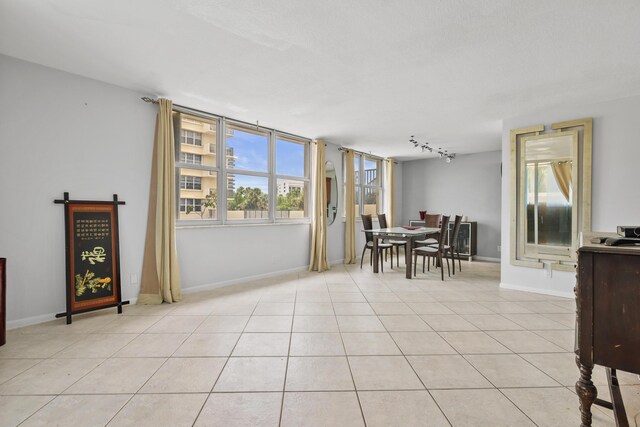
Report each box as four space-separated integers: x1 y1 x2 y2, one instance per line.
174 110 309 224
344 152 383 217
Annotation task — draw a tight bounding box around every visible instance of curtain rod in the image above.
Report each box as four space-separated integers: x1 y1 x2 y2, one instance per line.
141 97 311 142
338 147 397 163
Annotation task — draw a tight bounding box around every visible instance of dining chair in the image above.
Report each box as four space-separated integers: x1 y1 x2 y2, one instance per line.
361 214 393 271
435 214 463 274
415 213 441 247
377 213 405 266
413 215 450 280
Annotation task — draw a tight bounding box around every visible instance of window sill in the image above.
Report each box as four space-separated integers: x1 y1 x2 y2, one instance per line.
176 220 311 229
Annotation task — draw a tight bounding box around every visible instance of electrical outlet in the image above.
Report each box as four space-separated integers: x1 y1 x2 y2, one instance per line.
130 273 138 285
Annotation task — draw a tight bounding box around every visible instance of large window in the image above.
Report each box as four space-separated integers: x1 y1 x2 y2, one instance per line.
344 153 384 218
174 111 309 224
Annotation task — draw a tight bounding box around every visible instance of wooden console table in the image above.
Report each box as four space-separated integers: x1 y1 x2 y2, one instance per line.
576 242 640 426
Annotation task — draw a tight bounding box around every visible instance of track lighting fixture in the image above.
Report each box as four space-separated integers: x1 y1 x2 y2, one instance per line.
409 136 455 162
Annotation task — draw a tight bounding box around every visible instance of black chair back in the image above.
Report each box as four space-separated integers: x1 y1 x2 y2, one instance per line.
377 213 388 229
362 214 374 243
436 215 450 250
450 215 463 249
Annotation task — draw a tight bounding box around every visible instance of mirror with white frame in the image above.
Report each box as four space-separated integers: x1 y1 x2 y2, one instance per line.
325 161 338 225
510 118 592 271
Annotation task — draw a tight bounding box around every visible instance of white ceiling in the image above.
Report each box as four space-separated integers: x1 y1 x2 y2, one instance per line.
2 0 640 160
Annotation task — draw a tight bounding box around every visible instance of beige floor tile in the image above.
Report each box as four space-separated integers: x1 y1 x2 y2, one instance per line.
254 302 295 315
369 302 414 315
333 302 375 315
244 315 292 332
0 396 54 427
232 333 290 356
501 387 584 427
114 333 188 357
140 357 226 393
14 312 117 335
259 293 296 303
378 315 432 332
530 329 575 351
65 357 165 394
502 313 568 330
342 333 401 355
357 283 391 293
391 332 457 355
286 357 354 391
460 314 524 330
443 302 495 314
541 313 576 328
144 315 206 333
478 301 532 314
520 352 590 386
359 390 450 427
0 334 85 359
465 354 560 387
53 333 137 358
294 302 334 315
519 301 574 313
363 292 401 302
289 333 345 356
0 358 103 395
408 355 493 389
194 315 249 333
0 359 42 384
194 392 282 427
295 292 331 303
407 302 455 315
292 316 339 332
21 394 131 427
337 316 386 332
122 303 175 316
173 333 239 357
348 356 424 390
440 331 511 354
107 393 207 427
208 302 257 316
420 314 478 331
330 292 367 302
214 357 287 391
102 315 163 333
394 292 435 302
487 330 566 353
168 302 216 316
281 392 364 427
432 388 535 426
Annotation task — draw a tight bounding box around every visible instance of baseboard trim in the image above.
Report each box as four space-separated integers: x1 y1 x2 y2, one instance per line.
181 264 311 296
473 256 501 263
7 295 138 330
499 282 574 299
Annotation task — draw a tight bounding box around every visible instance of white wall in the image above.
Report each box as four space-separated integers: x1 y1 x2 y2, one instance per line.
402 151 502 259
0 55 404 327
501 95 640 296
0 55 155 326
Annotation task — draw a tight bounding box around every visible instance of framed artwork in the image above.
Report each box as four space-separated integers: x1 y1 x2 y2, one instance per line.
55 193 129 324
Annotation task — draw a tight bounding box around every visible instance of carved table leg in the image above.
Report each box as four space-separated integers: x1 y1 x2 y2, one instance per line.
576 354 597 427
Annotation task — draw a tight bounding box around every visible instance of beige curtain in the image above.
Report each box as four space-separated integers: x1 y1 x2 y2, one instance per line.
344 149 357 264
309 140 330 272
138 99 182 304
551 161 572 202
384 159 395 227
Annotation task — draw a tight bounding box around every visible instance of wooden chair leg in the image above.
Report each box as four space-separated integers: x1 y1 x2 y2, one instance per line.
413 252 417 276
361 245 367 268
427 255 430 272
445 254 450 277
438 252 444 281
422 255 426 273
396 246 400 266
457 250 462 271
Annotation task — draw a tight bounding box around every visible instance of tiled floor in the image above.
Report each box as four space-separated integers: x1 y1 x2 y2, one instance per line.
1 260 639 426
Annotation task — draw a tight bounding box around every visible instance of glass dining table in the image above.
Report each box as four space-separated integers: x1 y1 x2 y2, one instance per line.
363 226 440 279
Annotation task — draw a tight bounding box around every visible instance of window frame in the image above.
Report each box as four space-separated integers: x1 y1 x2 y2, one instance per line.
174 109 310 226
343 152 385 220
